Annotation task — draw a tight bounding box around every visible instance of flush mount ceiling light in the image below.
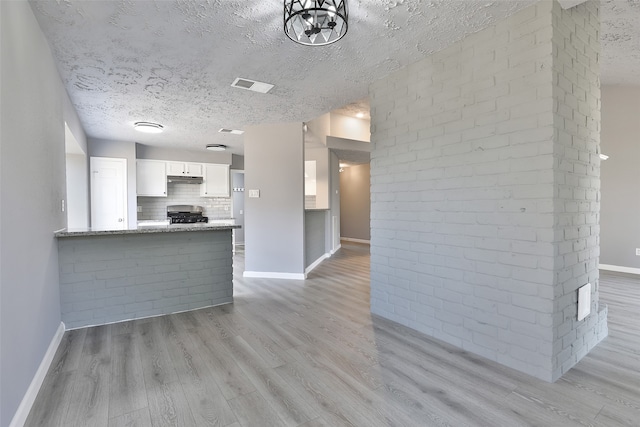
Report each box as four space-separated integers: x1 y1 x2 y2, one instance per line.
206 144 227 151
134 121 164 133
284 0 348 46
599 153 609 160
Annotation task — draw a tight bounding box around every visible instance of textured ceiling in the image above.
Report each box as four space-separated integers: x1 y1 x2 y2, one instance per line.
600 0 640 86
333 98 371 120
30 1 638 156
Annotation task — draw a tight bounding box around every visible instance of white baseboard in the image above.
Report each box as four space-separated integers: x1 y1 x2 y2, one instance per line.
341 237 370 244
243 271 306 280
330 244 342 255
305 253 330 275
10 322 65 427
599 264 640 275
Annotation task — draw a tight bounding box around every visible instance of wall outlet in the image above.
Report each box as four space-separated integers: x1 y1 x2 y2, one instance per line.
61 199 65 212
636 248 640 256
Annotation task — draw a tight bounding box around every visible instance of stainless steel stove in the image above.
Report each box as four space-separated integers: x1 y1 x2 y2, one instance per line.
167 205 208 224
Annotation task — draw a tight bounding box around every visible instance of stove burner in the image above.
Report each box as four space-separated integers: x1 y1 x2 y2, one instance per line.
169 214 208 224
167 205 208 224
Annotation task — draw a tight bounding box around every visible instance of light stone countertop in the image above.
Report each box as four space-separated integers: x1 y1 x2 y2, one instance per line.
55 222 240 238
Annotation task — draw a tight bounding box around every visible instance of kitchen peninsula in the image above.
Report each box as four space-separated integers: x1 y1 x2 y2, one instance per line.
55 223 239 329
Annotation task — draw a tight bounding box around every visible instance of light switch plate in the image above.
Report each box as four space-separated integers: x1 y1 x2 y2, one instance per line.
577 283 591 321
636 248 640 256
248 189 260 198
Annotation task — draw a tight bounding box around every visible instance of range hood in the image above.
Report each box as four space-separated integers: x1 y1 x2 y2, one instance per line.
167 175 203 184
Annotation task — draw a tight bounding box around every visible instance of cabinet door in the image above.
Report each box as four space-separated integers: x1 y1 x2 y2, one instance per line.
185 163 203 176
137 160 167 196
166 161 185 175
201 164 229 197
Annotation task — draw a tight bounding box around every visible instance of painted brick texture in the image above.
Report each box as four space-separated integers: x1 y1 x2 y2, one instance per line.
550 0 607 380
369 0 605 382
58 231 233 329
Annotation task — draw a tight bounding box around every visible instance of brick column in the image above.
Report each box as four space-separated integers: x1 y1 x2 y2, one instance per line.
369 0 605 382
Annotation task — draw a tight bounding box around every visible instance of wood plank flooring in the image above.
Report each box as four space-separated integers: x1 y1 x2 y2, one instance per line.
25 243 640 426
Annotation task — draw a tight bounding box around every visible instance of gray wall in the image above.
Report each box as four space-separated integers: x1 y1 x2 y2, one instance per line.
549 1 606 379
305 210 327 268
340 163 371 241
66 153 90 228
329 112 371 142
600 85 640 269
369 1 605 382
63 85 88 154
330 152 341 252
244 123 305 276
88 138 138 227
231 154 244 170
135 143 232 165
0 2 81 424
58 230 233 329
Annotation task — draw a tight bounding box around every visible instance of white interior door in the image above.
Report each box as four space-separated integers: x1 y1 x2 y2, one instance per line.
91 157 127 230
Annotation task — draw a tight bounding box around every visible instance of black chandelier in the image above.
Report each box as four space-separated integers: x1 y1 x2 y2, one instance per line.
284 0 348 46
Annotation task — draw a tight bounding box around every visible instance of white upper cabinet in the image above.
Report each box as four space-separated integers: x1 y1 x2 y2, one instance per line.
201 164 230 197
136 160 167 197
166 161 203 177
186 163 203 176
166 161 183 175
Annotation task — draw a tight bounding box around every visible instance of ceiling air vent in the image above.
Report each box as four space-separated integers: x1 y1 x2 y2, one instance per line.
218 128 244 135
231 77 274 94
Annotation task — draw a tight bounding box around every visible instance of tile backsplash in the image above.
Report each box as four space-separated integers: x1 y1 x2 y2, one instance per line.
305 195 317 209
137 182 232 220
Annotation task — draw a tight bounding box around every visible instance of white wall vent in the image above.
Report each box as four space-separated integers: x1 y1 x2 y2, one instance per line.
218 128 244 135
231 77 274 94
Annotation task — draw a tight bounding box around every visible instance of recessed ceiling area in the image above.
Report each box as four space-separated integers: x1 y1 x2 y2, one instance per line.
29 0 639 156
332 99 371 120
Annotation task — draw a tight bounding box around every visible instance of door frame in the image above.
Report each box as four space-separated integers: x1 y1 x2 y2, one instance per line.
231 169 245 249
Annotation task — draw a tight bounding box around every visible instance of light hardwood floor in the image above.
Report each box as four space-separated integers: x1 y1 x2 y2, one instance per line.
25 243 640 426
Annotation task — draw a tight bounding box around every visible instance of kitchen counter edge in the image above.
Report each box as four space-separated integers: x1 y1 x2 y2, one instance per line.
55 224 240 238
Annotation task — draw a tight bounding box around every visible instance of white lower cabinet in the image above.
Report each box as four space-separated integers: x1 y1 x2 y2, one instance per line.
201 163 229 197
136 160 167 196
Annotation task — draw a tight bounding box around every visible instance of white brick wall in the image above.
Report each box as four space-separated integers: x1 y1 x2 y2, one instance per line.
58 231 233 329
550 0 606 380
369 0 605 382
137 182 231 220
